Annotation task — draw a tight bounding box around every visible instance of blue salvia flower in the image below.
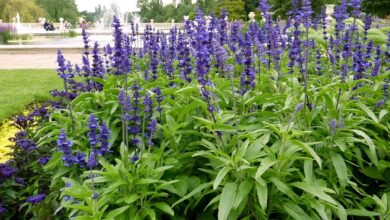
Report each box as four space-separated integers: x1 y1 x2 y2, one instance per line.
212 38 229 73
26 194 46 204
82 54 92 78
57 50 68 79
218 9 228 45
320 7 328 41
57 129 74 166
15 139 36 152
169 26 177 60
119 89 131 122
153 87 164 116
112 16 124 75
329 119 338 134
342 30 351 60
334 0 348 38
88 114 99 148
288 21 302 74
350 0 362 18
38 156 50 166
258 0 271 15
143 93 153 119
177 32 192 82
146 119 157 146
130 153 139 163
352 42 366 80
300 0 313 28
82 29 90 56
295 103 304 112
229 22 244 65
129 81 141 147
149 34 159 80
363 15 372 42
87 151 97 168
193 8 217 116
73 151 87 168
91 41 106 79
103 44 113 70
99 122 111 155
241 33 256 94
0 163 17 178
365 41 374 61
15 177 27 186
0 205 7 214
121 35 132 74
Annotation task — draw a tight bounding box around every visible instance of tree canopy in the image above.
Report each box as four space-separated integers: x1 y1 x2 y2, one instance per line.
216 0 245 20
0 0 45 22
35 0 79 24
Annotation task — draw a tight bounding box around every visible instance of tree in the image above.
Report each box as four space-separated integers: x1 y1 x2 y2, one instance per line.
35 0 79 24
0 0 45 22
362 0 390 18
137 0 165 22
197 0 218 15
243 0 258 19
80 5 106 23
216 0 245 20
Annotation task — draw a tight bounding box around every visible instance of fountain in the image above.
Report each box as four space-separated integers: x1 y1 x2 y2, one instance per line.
102 0 131 28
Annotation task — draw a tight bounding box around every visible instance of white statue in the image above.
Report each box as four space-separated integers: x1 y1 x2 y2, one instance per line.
249 12 256 22
325 4 335 24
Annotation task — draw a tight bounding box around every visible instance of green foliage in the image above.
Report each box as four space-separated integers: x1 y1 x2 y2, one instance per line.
0 31 12 43
216 0 245 20
35 0 79 24
0 0 45 22
79 5 107 23
362 0 390 18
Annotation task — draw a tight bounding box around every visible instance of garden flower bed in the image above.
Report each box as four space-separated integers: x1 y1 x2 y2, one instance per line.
1 0 389 219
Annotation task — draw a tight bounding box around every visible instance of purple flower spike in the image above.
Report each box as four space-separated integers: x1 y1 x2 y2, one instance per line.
26 194 46 204
88 114 99 147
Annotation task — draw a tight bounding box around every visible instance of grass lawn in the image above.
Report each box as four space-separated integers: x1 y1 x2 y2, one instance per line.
0 69 61 121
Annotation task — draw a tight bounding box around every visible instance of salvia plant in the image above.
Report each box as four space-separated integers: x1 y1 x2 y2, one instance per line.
1 0 390 219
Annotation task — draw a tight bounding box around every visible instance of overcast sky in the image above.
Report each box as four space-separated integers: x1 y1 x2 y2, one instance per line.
75 0 175 12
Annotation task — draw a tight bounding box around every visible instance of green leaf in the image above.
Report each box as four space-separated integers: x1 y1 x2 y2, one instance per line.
71 216 93 220
255 158 277 179
213 166 232 190
154 202 174 216
346 209 380 217
304 160 313 183
269 177 298 201
105 206 130 219
352 129 378 165
233 181 253 209
290 140 322 169
43 151 62 171
291 182 337 205
172 182 212 207
67 204 92 214
356 103 379 123
143 208 156 220
283 203 312 220
124 194 139 204
330 152 348 188
218 182 237 220
256 182 268 210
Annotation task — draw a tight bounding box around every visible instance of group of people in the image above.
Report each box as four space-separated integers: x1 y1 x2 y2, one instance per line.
43 21 55 31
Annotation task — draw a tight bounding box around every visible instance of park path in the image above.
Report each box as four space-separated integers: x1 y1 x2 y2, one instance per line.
0 52 83 69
